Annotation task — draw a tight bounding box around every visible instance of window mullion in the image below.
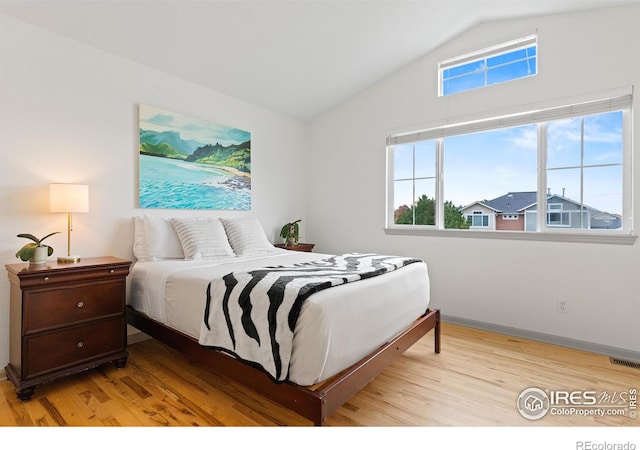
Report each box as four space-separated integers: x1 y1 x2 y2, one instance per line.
538 123 548 232
580 117 586 229
436 138 444 229
484 57 488 88
386 142 395 227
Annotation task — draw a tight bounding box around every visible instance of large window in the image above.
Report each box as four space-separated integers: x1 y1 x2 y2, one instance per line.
386 92 632 239
439 34 537 96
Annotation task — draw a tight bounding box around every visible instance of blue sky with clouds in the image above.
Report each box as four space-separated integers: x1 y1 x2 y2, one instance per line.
393 110 623 215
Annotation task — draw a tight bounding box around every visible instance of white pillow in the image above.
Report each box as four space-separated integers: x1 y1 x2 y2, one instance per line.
172 217 235 260
133 216 150 261
220 216 275 256
143 215 185 260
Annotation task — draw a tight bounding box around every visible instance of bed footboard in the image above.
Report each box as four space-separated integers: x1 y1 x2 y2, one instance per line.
126 306 440 425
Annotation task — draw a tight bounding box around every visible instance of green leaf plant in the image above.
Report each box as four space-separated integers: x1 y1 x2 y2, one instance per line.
15 232 61 261
279 219 301 246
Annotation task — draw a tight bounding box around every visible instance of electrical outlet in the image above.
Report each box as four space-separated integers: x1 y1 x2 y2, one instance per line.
556 299 568 314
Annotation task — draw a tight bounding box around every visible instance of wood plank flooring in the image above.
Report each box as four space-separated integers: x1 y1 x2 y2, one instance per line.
1 323 638 427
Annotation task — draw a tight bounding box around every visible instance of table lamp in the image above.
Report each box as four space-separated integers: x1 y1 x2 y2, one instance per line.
50 183 89 263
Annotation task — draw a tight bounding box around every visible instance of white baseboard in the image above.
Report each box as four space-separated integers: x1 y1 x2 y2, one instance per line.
442 314 640 363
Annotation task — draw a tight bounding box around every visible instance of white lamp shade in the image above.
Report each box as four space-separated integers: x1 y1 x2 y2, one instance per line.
50 184 89 213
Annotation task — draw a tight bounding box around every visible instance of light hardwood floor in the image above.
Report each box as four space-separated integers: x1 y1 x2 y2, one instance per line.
1 323 638 427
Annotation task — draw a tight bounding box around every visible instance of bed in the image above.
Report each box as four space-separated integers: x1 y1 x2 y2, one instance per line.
126 215 440 425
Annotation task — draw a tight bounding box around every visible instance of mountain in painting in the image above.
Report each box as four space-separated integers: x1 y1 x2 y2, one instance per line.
139 129 203 158
186 141 251 173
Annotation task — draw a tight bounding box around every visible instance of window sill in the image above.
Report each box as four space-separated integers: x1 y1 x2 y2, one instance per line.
384 227 637 245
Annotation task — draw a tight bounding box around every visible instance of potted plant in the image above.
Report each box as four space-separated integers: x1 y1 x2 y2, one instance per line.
279 219 301 247
15 232 60 265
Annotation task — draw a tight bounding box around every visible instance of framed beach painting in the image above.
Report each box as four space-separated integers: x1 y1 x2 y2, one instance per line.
138 104 251 210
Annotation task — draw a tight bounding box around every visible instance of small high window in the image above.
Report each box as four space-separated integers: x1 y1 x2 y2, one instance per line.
439 34 537 96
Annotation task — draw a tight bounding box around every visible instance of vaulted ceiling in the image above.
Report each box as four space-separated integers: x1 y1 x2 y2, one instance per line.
1 0 637 121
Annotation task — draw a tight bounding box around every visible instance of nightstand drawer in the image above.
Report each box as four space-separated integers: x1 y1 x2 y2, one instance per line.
24 317 125 379
9 266 130 290
24 280 124 333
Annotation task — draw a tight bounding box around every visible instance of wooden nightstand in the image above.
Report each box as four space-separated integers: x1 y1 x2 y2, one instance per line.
4 256 132 401
275 243 315 252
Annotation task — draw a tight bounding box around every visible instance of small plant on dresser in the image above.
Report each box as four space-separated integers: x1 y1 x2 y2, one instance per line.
15 232 60 265
280 219 301 247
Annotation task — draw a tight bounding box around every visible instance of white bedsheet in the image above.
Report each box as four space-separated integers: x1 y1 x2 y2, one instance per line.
128 250 430 386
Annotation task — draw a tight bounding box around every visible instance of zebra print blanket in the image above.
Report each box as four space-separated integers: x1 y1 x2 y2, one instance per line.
198 253 421 382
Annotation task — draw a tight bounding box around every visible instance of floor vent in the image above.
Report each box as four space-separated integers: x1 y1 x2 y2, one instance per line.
610 357 640 369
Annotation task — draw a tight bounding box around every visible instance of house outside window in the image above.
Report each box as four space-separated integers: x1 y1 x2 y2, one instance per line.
386 90 632 241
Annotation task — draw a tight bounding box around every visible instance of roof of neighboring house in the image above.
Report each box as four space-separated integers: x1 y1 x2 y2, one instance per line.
481 191 537 214
460 191 621 229
460 201 501 213
462 191 610 215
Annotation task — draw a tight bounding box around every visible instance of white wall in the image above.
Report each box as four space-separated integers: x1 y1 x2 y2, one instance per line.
308 6 640 355
0 15 309 368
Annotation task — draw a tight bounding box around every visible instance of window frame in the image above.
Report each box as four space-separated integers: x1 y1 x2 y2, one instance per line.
468 211 490 228
385 89 635 245
438 34 538 96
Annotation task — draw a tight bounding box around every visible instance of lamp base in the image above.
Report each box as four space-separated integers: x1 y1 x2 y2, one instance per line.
57 255 82 263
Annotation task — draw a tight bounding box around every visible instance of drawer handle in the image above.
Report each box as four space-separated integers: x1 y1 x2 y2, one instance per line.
109 269 115 273
76 301 84 308
76 341 84 348
43 277 49 281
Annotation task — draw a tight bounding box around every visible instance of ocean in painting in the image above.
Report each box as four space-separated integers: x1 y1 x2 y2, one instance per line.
139 154 251 210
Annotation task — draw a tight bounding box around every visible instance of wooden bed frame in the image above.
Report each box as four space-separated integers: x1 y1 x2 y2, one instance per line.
126 306 440 426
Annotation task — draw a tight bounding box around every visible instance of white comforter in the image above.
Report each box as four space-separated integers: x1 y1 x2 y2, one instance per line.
128 249 430 386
